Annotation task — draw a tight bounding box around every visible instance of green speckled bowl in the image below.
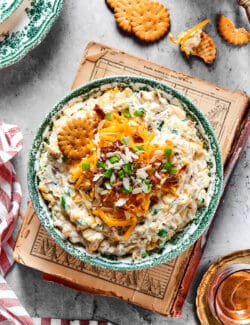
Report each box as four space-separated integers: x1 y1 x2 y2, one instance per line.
0 0 23 24
0 0 64 69
28 76 223 271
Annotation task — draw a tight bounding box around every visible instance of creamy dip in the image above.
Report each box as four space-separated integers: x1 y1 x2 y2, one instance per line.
36 85 213 260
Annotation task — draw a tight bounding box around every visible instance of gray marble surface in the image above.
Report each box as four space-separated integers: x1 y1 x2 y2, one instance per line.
1 1 250 324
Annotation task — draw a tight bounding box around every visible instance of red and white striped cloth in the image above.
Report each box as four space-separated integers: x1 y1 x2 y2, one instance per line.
0 121 23 275
0 122 112 324
0 121 29 324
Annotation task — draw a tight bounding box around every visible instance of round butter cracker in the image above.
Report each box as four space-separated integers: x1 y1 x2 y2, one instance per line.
57 118 96 160
192 32 216 64
114 0 136 33
105 0 120 11
131 0 170 42
217 15 250 45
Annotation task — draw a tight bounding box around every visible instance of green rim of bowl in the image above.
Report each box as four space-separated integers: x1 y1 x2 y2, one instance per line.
0 0 64 69
0 0 23 24
28 76 223 271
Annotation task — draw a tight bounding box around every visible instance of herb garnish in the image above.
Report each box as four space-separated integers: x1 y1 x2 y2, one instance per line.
82 162 90 170
62 156 68 162
123 110 131 118
105 112 112 121
133 145 144 152
162 161 172 170
134 108 145 117
164 148 172 157
158 229 168 237
96 161 108 170
156 120 164 131
109 156 119 164
103 170 112 178
122 186 132 194
61 196 66 210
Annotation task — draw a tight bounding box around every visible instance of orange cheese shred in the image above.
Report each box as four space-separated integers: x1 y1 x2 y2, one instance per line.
123 216 137 240
93 209 133 227
169 19 210 55
93 209 138 240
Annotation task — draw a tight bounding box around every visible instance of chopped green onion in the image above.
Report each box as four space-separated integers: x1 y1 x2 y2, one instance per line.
61 196 66 210
156 120 164 131
103 170 112 178
82 162 90 170
171 129 178 134
164 148 172 157
153 208 161 215
143 179 152 193
169 168 177 175
159 241 165 248
134 108 145 117
118 170 125 179
158 229 168 237
122 163 132 175
77 107 84 111
62 156 68 162
109 156 119 164
141 251 148 258
131 162 137 169
207 160 213 169
96 161 108 170
122 186 132 193
133 145 144 152
162 161 172 170
105 112 112 121
121 137 129 145
200 197 205 204
123 110 131 118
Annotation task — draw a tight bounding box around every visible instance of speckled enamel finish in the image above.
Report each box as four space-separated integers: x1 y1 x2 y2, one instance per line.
28 76 223 271
0 0 23 24
0 0 64 68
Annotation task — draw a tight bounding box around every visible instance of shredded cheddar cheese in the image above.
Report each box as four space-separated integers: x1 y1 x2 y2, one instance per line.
169 19 210 55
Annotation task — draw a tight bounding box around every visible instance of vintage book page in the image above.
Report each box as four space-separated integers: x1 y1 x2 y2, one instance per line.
73 42 248 163
14 42 249 317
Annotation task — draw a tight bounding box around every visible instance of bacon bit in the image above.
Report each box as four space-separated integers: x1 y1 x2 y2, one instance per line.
100 141 122 159
133 134 144 143
163 175 179 187
150 195 159 205
150 150 164 163
147 123 153 131
148 174 159 187
179 164 188 173
94 104 105 120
